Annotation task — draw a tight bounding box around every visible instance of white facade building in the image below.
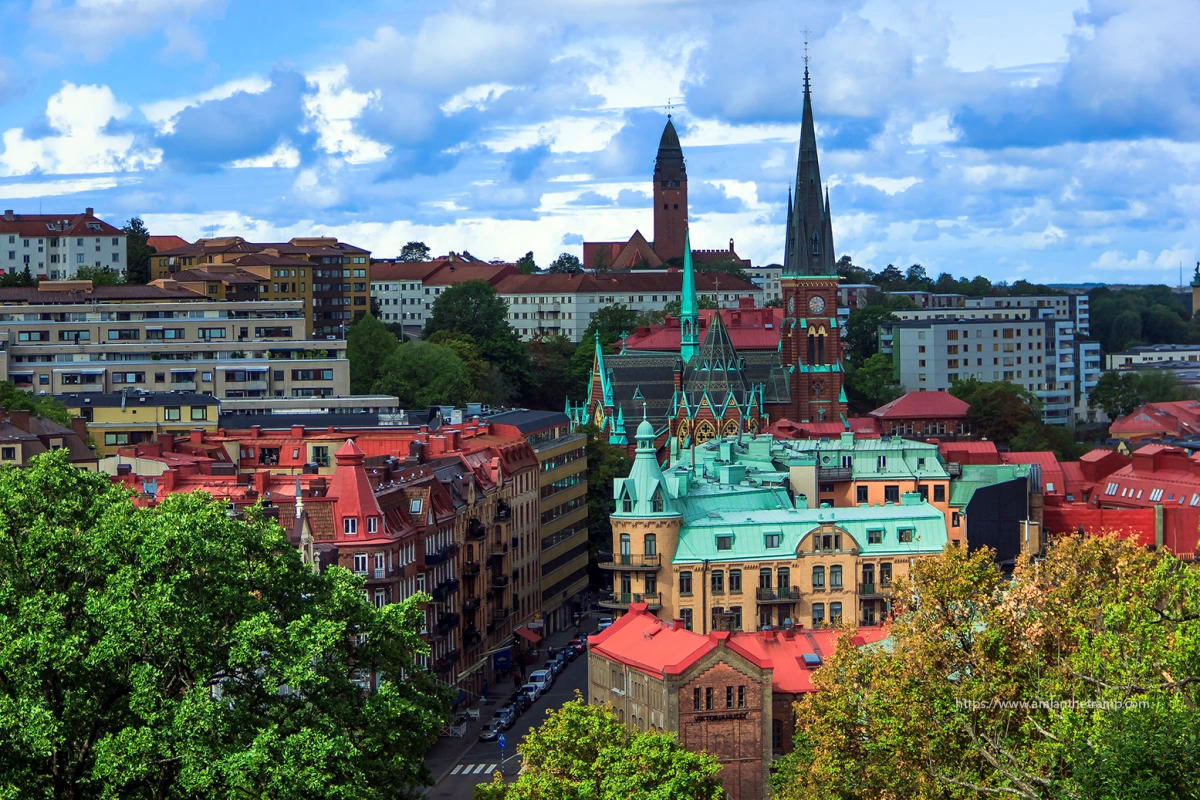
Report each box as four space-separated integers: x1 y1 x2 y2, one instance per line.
0 208 126 280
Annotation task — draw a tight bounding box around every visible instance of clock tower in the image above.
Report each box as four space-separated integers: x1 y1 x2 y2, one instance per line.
777 65 846 425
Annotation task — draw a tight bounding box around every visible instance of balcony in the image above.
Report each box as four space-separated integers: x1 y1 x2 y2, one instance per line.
489 541 508 559
858 582 892 598
462 560 480 578
467 519 486 540
756 587 800 603
434 649 461 671
946 463 963 478
464 627 482 648
491 575 510 589
496 501 511 521
816 466 853 481
598 553 661 571
463 596 481 613
436 612 460 634
599 592 662 610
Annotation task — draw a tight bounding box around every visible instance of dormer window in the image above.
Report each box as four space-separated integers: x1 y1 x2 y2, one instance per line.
409 498 422 514
715 535 733 551
367 516 379 534
651 487 664 513
344 517 358 535
620 489 633 513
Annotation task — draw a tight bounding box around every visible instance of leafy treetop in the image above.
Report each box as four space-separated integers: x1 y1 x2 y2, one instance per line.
398 241 432 262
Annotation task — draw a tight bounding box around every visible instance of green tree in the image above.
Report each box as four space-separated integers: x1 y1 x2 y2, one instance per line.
347 313 400 395
591 247 612 275
515 251 537 275
373 341 475 408
548 252 584 275
846 353 901 412
875 264 904 290
75 265 121 286
662 296 718 318
843 306 898 364
567 304 640 397
884 294 918 310
0 381 72 426
423 281 533 400
0 451 453 800
836 256 870 284
950 378 1041 445
904 263 930 290
1091 370 1198 420
475 695 723 800
1143 303 1188 344
581 423 631 565
766 296 784 308
0 264 36 287
398 241 432 262
426 330 516 406
772 536 1200 800
122 216 153 284
694 257 751 284
526 334 576 411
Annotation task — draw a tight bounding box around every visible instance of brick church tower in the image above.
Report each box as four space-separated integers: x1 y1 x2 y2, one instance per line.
653 117 688 263
778 67 847 424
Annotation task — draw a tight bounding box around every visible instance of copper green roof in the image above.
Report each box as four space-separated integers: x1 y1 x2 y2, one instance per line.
949 464 1032 507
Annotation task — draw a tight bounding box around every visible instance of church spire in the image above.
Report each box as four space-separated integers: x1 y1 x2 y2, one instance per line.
783 65 835 277
680 227 699 365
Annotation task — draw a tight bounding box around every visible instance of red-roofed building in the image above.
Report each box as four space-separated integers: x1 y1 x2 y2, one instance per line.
1109 401 1200 443
369 257 515 330
869 390 971 438
146 235 189 252
588 604 888 800
622 297 783 353
1 207 126 280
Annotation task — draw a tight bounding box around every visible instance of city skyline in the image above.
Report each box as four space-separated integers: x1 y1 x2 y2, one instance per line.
0 0 1197 284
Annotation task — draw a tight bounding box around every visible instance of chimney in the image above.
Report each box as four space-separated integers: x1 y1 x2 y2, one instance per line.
157 433 175 453
445 430 460 451
729 237 735 252
673 618 685 629
253 470 270 496
189 429 204 444
8 410 30 431
159 469 177 492
71 417 89 444
291 424 305 438
428 435 446 456
142 441 163 458
250 425 262 439
490 456 502 487
85 207 94 216
3 210 13 221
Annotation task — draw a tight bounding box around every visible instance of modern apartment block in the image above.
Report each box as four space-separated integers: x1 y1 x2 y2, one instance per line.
0 282 348 400
369 259 515 333
1106 344 1200 370
150 236 371 338
1 208 126 279
964 293 1090 336
887 317 1092 425
747 265 784 303
58 391 221 454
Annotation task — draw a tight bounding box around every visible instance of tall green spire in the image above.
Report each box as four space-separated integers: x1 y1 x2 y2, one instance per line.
680 227 699 364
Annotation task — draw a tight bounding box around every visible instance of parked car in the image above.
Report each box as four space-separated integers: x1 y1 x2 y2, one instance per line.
519 682 541 702
499 701 521 721
529 670 553 694
493 708 515 730
555 650 572 670
508 690 531 713
543 659 563 678
561 643 578 662
479 720 503 741
597 617 614 632
568 637 586 654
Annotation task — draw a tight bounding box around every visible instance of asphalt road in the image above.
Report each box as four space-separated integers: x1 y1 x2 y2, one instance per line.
423 649 589 800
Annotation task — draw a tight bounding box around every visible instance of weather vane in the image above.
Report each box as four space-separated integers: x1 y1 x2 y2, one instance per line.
666 97 674 119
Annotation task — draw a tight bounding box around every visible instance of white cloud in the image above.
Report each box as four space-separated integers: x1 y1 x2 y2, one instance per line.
141 75 272 134
291 164 342 208
483 117 624 154
229 140 301 169
0 82 161 176
30 0 226 61
302 66 390 164
1086 246 1194 273
0 176 137 198
682 119 803 148
853 174 921 195
908 113 959 145
574 36 700 110
440 83 514 115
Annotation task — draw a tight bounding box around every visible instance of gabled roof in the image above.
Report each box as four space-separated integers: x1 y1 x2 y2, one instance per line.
609 230 664 271
0 209 123 238
147 235 189 251
1110 401 1200 438
870 390 969 420
682 313 748 407
326 439 385 524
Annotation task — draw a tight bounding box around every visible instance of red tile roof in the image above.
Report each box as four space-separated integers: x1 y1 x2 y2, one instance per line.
623 304 784 352
370 260 454 282
870 390 970 420
0 283 206 304
424 263 515 286
492 270 760 296
1109 401 1200 440
728 627 890 694
1000 451 1066 497
0 209 123 238
147 235 189 252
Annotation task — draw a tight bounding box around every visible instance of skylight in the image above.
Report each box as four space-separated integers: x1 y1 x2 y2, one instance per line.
1148 489 1162 502
1105 482 1118 495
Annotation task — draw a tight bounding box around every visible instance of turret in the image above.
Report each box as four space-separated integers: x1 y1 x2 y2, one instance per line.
680 228 699 365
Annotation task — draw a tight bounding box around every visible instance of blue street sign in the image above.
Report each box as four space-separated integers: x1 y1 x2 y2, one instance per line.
498 734 506 749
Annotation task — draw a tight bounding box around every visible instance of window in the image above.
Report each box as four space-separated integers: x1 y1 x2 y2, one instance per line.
856 485 868 504
830 565 842 589
291 369 334 381
812 566 825 588
1149 488 1164 502
867 529 883 544
693 688 701 710
812 603 825 627
620 490 633 513
353 553 368 574
190 406 207 421
764 533 781 549
737 685 745 708
705 687 714 710
344 517 358 535
107 329 139 340
728 569 742 594
409 498 422 514
0 447 14 460
198 327 226 339
884 485 900 503
898 528 914 543
773 719 783 751
367 516 379 534
644 533 657 555
679 571 693 596
876 455 887 470
934 484 946 502
726 686 734 708
952 512 961 527
715 534 732 551
1105 482 1118 496
880 563 893 586
711 570 724 594
830 602 842 623
681 608 693 631
164 407 181 421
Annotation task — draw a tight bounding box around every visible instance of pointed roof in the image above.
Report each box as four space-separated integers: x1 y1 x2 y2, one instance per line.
613 407 680 518
683 312 749 406
327 438 385 531
654 117 685 181
783 67 835 277
608 229 664 270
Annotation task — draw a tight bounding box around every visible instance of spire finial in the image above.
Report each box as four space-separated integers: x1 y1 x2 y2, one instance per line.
642 401 648 420
802 28 811 94
666 96 674 119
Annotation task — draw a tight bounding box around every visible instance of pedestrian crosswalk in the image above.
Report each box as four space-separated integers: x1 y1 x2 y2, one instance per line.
449 763 499 777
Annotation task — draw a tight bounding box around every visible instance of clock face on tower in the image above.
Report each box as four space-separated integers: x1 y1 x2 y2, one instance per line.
808 295 826 315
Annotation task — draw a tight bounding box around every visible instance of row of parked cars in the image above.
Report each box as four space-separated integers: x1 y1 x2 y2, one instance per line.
479 635 588 741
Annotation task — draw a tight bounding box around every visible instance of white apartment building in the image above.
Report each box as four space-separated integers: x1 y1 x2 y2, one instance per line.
0 285 348 398
747 265 783 303
1105 344 1200 370
890 318 1083 426
1 208 126 279
964 294 1090 336
369 260 513 332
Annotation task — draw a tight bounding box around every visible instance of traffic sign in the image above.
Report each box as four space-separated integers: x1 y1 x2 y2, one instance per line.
498 734 506 749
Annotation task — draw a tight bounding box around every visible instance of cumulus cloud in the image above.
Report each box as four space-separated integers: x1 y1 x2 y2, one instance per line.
302 66 390 165
0 82 161 176
141 76 273 135
30 0 226 61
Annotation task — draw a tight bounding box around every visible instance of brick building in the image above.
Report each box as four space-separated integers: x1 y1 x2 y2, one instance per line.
868 390 971 438
587 603 889 800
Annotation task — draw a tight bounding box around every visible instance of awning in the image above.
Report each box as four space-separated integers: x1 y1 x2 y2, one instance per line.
453 689 468 708
169 368 197 373
514 626 542 645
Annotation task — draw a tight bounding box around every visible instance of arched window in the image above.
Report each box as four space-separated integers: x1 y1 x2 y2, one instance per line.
777 567 790 589
807 330 815 365
817 333 826 365
620 488 632 513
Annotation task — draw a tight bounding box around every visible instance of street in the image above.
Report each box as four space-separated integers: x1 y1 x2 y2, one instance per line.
423 643 590 800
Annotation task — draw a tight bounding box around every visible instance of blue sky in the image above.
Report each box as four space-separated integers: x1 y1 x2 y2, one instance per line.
1 0 1198 284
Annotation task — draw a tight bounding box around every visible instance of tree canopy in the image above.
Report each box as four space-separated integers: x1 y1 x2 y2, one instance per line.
567 304 639 397
515 251 537 275
422 281 533 400
581 422 631 567
0 381 72 426
1090 370 1199 420
845 353 901 413
398 241 432 262
771 535 1200 800
373 340 475 408
548 253 584 275
0 451 453 800
843 306 898 364
347 313 401 394
474 695 723 800
75 266 122 286
1089 285 1192 353
950 378 1041 445
122 217 153 284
